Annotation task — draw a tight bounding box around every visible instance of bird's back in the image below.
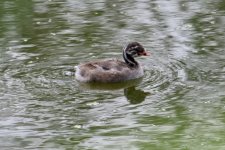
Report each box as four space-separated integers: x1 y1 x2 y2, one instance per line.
75 59 144 83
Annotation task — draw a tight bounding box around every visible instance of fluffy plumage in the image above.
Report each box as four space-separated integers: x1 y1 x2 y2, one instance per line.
75 42 148 83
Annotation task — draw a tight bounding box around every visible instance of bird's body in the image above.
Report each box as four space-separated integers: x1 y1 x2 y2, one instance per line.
75 59 144 82
75 42 148 83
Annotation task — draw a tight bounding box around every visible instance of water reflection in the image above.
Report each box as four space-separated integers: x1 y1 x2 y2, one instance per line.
78 78 143 90
124 86 150 104
78 78 149 104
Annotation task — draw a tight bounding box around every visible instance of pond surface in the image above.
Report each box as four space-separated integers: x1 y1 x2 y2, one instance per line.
0 0 225 149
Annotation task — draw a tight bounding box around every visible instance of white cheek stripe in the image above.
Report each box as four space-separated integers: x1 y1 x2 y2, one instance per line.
123 46 135 66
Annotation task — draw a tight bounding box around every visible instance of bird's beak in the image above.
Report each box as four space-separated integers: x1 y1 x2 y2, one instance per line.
139 50 150 56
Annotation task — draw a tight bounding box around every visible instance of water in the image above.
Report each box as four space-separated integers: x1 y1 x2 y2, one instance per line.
0 0 225 149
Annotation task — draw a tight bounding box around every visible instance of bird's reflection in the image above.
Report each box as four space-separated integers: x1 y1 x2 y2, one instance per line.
124 86 150 104
78 78 143 90
78 78 150 104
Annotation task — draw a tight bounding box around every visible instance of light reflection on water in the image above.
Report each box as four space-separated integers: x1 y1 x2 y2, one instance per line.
0 0 225 149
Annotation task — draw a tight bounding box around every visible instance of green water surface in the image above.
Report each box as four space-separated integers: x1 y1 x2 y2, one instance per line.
0 0 225 150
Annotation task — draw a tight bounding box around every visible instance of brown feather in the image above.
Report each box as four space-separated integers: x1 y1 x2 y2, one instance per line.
76 59 142 83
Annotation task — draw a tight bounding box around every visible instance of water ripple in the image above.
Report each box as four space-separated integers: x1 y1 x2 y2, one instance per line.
141 57 188 95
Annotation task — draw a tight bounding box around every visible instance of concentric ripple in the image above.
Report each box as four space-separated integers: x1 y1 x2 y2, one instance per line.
140 58 187 92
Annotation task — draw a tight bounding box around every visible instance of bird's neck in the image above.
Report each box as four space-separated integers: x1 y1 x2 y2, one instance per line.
123 48 138 67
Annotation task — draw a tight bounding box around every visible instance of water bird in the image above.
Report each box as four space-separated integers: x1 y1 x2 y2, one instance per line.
75 42 149 83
